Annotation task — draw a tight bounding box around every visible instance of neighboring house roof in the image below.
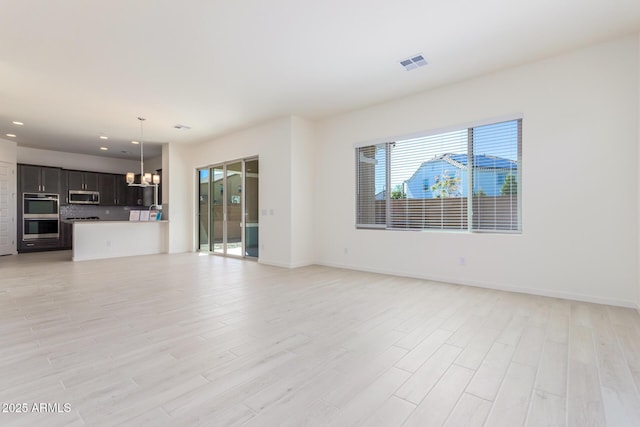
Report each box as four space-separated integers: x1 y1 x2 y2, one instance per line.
445 153 517 170
407 153 517 181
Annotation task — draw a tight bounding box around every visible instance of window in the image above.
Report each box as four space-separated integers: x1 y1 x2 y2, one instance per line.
356 119 521 232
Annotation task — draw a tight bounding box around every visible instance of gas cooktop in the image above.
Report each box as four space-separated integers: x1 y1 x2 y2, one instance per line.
65 217 100 220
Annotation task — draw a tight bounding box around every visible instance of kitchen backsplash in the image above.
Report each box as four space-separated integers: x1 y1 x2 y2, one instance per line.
60 205 133 221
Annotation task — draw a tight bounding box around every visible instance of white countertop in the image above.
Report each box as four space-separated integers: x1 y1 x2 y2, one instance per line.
66 220 168 224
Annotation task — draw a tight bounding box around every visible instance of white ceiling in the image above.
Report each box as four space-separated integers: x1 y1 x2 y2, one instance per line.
1 0 639 160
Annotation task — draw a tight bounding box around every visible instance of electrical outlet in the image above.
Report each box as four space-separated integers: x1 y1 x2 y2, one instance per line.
459 257 466 266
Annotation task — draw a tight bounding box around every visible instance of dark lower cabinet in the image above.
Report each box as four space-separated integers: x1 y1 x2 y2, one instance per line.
60 222 73 249
19 239 60 252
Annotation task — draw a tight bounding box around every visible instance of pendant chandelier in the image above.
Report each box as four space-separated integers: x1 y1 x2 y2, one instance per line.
126 117 160 187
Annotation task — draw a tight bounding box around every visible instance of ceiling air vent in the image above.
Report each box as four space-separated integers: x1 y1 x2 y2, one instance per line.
399 54 428 71
174 124 192 130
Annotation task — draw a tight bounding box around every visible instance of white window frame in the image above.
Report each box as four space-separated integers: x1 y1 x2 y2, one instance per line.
355 118 522 234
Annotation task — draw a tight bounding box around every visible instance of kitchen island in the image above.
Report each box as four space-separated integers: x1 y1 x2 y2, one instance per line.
71 220 168 261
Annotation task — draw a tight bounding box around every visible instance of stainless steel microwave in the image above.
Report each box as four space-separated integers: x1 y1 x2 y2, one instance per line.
68 190 100 204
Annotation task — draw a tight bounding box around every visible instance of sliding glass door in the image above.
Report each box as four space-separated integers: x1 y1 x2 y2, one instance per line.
212 166 225 254
197 158 258 259
198 169 210 251
226 162 243 256
245 159 259 258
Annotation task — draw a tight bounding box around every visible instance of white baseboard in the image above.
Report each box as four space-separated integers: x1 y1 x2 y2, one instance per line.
258 259 314 269
289 260 314 269
258 259 295 269
316 259 637 309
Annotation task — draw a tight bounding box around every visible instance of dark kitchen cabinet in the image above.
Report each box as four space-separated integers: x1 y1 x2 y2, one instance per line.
97 173 143 206
155 169 162 206
98 174 116 205
128 184 143 206
19 238 60 252
137 170 162 207
115 175 135 206
19 164 62 194
142 185 154 207
60 170 69 204
67 170 99 191
107 173 140 206
60 222 72 249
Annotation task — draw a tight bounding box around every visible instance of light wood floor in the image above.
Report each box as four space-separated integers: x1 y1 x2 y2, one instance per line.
1 251 640 426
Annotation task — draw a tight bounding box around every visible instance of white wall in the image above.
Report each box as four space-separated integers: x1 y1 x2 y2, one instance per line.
17 146 141 174
637 32 640 312
314 35 639 307
0 138 17 255
165 142 191 253
172 117 295 267
145 154 163 173
0 138 17 163
290 116 316 267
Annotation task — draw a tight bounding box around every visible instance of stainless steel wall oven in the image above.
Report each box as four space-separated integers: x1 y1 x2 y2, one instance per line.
22 193 60 240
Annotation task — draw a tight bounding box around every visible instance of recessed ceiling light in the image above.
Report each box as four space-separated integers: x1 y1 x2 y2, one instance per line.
99 135 108 140
12 121 24 126
6 133 16 138
399 53 428 71
131 140 140 145
100 147 108 151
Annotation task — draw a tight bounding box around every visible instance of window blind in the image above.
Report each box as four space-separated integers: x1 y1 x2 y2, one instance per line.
389 129 468 230
355 119 521 233
471 120 521 231
356 144 387 228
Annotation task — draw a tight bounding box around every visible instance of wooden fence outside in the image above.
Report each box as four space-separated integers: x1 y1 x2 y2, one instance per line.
369 196 518 231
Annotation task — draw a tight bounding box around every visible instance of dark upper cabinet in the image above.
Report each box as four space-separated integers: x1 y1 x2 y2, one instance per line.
95 173 143 206
114 175 133 206
134 170 162 207
67 171 99 191
99 173 140 206
115 175 126 206
19 165 40 193
128 178 143 206
142 186 153 207
19 164 62 194
98 174 116 205
156 169 162 206
60 170 68 204
20 165 146 207
85 172 99 191
95 173 138 205
66 171 83 191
